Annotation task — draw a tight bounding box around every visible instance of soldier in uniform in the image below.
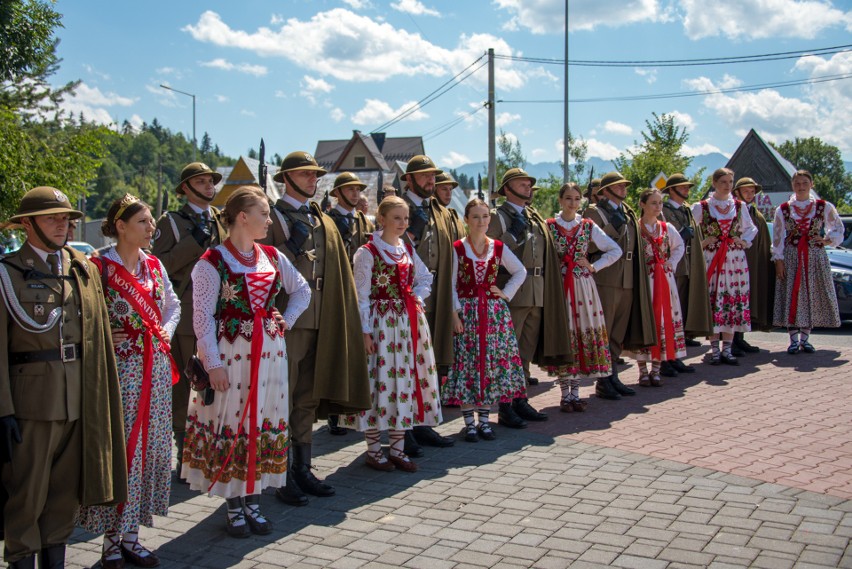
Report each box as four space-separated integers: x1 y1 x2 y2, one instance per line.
151 162 227 476
399 156 456 456
434 171 467 241
582 178 601 214
325 172 375 436
486 168 570 428
261 152 370 507
660 174 713 374
584 172 656 400
0 187 127 569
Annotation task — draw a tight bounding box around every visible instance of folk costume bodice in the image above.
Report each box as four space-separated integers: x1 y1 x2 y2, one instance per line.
454 240 503 299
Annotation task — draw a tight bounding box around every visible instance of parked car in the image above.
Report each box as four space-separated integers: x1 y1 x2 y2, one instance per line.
67 240 97 258
827 247 852 320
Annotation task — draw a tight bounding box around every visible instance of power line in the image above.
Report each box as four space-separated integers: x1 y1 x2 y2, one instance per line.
423 104 486 141
370 54 487 133
493 43 852 68
498 72 852 104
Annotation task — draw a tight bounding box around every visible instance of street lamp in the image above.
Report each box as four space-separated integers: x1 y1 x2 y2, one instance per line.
160 84 196 162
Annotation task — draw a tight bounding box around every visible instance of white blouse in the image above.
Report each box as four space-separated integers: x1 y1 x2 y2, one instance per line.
771 198 844 260
353 231 433 334
691 196 757 244
450 238 525 311
102 246 181 339
191 245 311 370
555 214 622 272
642 221 685 268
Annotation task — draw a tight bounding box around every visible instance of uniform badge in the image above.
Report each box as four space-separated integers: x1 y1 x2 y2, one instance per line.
27 283 46 289
34 304 44 316
25 258 34 267
54 189 69 203
153 228 161 241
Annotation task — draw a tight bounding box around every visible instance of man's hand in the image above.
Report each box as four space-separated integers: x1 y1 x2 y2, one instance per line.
0 415 22 463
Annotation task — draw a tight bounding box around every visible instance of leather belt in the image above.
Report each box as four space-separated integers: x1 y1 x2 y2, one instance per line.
308 277 323 291
529 267 543 277
9 343 82 365
625 251 633 261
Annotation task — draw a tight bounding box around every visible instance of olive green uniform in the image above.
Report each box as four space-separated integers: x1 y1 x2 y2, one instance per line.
327 206 375 265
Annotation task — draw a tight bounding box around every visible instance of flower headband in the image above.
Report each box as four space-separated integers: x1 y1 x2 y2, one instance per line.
113 193 141 222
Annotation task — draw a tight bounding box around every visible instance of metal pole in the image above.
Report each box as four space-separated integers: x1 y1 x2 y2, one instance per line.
160 84 197 162
563 0 569 182
487 48 496 203
156 153 163 218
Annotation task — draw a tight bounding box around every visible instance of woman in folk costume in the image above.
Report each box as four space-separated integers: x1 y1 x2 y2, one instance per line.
183 187 310 538
545 183 621 410
691 168 757 366
342 196 442 472
626 189 687 386
442 199 526 442
77 195 180 569
772 170 843 354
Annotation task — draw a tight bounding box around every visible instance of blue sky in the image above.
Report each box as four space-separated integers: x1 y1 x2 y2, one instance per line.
52 0 852 170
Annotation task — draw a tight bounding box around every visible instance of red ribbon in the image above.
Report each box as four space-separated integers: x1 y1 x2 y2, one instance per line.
788 217 812 325
400 264 425 423
552 222 587 373
705 219 733 294
642 224 677 361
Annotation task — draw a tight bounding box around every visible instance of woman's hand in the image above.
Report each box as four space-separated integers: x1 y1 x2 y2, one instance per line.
733 238 748 249
158 326 171 345
576 258 594 272
775 259 786 281
209 367 229 392
271 307 288 335
489 286 509 301
452 311 464 334
364 333 376 355
702 236 718 249
110 328 128 345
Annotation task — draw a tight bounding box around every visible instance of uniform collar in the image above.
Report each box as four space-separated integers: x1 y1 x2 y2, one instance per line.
334 204 355 216
282 194 309 210
405 191 428 208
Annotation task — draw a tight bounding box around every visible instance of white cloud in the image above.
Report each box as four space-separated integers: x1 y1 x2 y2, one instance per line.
330 107 346 122
667 111 695 131
496 112 521 127
603 120 633 136
342 0 371 8
351 99 428 126
82 64 110 81
681 0 852 40
300 75 335 104
585 138 622 160
440 151 471 168
214 94 229 103
201 58 268 76
682 143 724 157
270 14 284 25
128 114 144 132
634 68 657 85
240 109 256 117
391 0 440 16
530 148 550 160
183 9 534 89
274 90 288 99
60 83 136 125
493 0 664 34
156 67 182 79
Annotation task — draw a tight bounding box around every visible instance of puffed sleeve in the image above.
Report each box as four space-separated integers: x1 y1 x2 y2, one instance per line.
667 223 685 268
499 245 527 302
410 248 433 308
352 246 374 334
589 223 622 272
824 202 844 247
276 251 310 329
691 202 703 225
191 258 222 371
156 258 181 339
739 203 757 244
771 207 787 261
451 247 460 312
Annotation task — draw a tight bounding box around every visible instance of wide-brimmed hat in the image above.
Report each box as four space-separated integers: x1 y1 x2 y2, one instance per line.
404 155 443 177
331 172 367 196
273 151 328 183
8 186 83 223
434 172 459 189
498 167 536 196
734 176 763 194
662 173 694 193
175 162 222 194
585 178 601 199
597 171 631 195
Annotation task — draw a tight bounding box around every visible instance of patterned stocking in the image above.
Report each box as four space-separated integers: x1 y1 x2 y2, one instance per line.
477 407 490 425
389 430 411 461
103 530 122 561
799 328 811 345
461 407 475 426
710 340 721 358
569 378 581 402
365 429 386 463
558 376 572 399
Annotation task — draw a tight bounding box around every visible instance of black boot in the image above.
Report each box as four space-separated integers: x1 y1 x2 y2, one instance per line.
513 398 547 421
327 415 347 436
730 333 746 357
290 443 335 497
498 402 527 429
174 431 188 484
659 361 678 377
38 546 65 569
595 376 621 400
670 359 695 373
609 371 636 396
412 425 454 447
736 332 760 353
276 449 309 506
403 430 425 457
9 555 35 569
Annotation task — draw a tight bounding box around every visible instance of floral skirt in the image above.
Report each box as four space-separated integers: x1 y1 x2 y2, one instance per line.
341 305 442 432
442 297 526 406
773 246 840 328
547 274 612 378
704 248 751 333
181 335 289 498
625 270 687 362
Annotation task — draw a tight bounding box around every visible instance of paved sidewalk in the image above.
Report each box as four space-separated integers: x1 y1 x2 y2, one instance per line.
27 337 852 567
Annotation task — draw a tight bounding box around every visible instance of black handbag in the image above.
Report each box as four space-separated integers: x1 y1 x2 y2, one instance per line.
184 355 215 405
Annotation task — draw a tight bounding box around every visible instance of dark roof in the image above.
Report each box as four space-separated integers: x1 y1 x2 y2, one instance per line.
726 129 797 193
314 132 424 171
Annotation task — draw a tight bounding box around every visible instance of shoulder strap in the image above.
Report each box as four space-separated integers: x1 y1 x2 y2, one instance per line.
271 206 292 241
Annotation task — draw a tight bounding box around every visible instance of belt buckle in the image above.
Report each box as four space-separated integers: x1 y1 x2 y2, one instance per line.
685 245 690 255
625 251 633 261
533 267 543 277
62 344 77 362
315 277 323 291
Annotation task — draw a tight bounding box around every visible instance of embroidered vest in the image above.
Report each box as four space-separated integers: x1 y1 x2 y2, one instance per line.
454 240 503 300
365 241 416 317
781 200 826 248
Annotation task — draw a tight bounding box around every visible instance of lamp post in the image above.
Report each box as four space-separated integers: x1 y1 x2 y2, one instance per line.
160 84 196 162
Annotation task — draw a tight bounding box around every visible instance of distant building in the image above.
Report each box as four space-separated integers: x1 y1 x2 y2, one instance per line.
212 156 280 207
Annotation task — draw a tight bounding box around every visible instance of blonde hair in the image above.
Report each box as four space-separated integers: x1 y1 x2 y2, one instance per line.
377 195 408 219
221 186 268 227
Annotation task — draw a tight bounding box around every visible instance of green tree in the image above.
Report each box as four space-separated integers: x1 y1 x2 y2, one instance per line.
0 0 61 83
772 137 851 208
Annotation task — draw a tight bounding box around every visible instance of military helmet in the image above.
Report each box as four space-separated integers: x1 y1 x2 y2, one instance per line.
734 176 763 194
404 155 442 177
332 171 367 196
662 173 694 193
8 187 83 223
273 151 328 183
434 171 459 189
597 171 631 195
498 167 536 196
175 162 222 194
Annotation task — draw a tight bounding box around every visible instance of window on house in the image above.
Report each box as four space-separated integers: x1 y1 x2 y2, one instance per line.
353 156 366 168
